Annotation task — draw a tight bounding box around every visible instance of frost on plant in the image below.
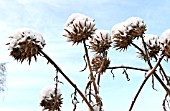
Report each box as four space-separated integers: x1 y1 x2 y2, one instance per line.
112 17 146 51
6 28 46 64
40 86 63 111
160 29 170 58
89 101 104 111
92 104 104 111
137 34 161 60
63 13 96 44
90 30 112 54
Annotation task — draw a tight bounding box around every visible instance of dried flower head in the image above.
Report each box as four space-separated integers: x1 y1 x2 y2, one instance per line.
63 13 96 44
90 30 112 54
137 34 161 60
160 29 170 58
6 28 45 64
112 17 146 51
40 86 63 111
91 55 110 73
126 17 146 38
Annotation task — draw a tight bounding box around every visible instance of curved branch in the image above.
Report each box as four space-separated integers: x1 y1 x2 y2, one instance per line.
39 49 94 111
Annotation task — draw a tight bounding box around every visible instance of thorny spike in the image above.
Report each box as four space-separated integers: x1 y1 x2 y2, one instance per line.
79 21 83 29
84 19 87 27
64 29 72 35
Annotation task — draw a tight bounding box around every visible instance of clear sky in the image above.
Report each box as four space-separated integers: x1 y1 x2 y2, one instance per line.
0 0 170 111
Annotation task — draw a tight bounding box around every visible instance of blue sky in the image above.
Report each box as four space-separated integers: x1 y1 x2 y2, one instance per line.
0 0 170 111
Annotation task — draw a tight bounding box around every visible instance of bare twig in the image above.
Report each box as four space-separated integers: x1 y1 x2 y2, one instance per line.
151 75 157 91
163 93 168 111
80 55 87 72
107 65 148 72
39 49 94 111
71 89 79 111
122 68 130 81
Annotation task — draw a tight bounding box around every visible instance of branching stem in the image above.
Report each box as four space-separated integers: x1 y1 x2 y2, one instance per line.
129 56 164 111
83 40 99 103
39 49 94 111
107 66 148 72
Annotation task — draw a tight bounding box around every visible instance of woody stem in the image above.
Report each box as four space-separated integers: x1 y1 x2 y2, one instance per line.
83 40 99 103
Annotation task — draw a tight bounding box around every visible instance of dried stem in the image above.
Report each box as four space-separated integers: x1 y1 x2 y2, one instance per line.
129 56 164 111
131 42 144 54
39 49 94 111
97 58 106 86
132 39 170 96
107 65 148 72
163 93 169 111
159 64 169 84
140 35 170 94
141 35 152 65
83 40 99 103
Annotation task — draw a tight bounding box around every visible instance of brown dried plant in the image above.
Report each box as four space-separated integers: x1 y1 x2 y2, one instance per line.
6 14 170 111
40 93 63 111
6 28 45 64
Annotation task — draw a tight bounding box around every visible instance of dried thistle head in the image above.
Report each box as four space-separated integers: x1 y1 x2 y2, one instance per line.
91 56 110 73
40 86 63 111
160 29 170 58
6 28 45 64
63 13 96 45
90 30 112 54
126 17 146 38
113 36 133 51
112 17 146 51
137 34 161 60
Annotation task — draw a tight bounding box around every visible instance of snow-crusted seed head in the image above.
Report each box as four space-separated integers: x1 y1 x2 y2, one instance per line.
91 56 110 73
92 104 104 111
6 28 45 64
40 86 63 111
160 29 170 58
137 34 160 60
112 17 146 51
90 30 112 54
63 13 96 45
125 17 146 37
